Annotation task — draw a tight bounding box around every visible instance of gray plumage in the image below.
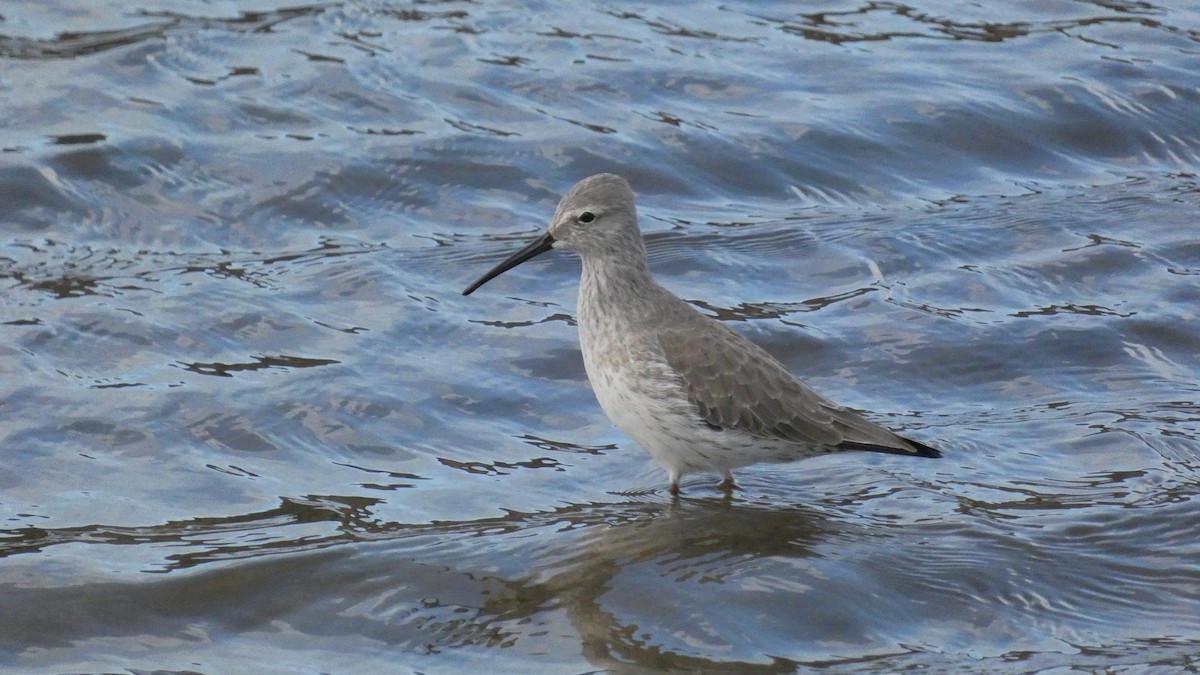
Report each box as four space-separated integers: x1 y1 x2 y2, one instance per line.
464 173 939 494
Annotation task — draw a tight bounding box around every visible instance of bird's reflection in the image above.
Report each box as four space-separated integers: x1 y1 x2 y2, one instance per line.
0 492 832 670
472 495 831 671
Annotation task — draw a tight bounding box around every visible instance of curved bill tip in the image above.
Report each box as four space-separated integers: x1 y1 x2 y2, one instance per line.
462 231 556 296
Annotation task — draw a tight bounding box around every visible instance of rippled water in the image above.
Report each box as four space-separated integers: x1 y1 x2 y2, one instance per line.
2 1 1199 672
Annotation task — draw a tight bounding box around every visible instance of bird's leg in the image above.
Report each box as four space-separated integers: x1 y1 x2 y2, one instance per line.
668 481 681 496
718 471 736 494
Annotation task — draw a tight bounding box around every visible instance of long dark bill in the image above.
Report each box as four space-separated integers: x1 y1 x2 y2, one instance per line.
462 231 556 296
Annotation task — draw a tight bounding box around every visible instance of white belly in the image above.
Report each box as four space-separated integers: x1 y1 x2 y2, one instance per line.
580 334 797 481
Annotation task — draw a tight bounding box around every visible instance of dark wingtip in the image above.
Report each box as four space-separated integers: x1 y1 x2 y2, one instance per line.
903 437 942 459
839 436 941 458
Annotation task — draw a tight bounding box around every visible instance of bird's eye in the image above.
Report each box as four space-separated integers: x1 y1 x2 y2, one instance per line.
578 212 595 223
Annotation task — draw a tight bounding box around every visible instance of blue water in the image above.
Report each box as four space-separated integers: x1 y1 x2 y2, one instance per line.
2 1 1199 672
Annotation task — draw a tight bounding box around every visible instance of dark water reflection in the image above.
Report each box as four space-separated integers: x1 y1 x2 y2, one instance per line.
3 0 1200 672
2 496 828 668
5 467 1199 670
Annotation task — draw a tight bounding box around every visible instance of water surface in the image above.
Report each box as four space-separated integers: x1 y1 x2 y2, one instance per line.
2 1 1199 672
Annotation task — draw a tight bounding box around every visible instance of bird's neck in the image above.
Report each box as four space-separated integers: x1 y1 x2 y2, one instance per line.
577 247 661 347
579 249 654 300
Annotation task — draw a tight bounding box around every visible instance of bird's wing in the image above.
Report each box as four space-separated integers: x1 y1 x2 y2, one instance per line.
656 315 935 456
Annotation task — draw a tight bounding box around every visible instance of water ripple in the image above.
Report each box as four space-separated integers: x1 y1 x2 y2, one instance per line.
3 0 1200 671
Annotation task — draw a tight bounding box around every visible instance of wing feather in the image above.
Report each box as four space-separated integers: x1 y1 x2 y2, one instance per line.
656 308 936 457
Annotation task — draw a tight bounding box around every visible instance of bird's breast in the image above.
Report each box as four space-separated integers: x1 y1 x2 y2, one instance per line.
578 302 692 429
